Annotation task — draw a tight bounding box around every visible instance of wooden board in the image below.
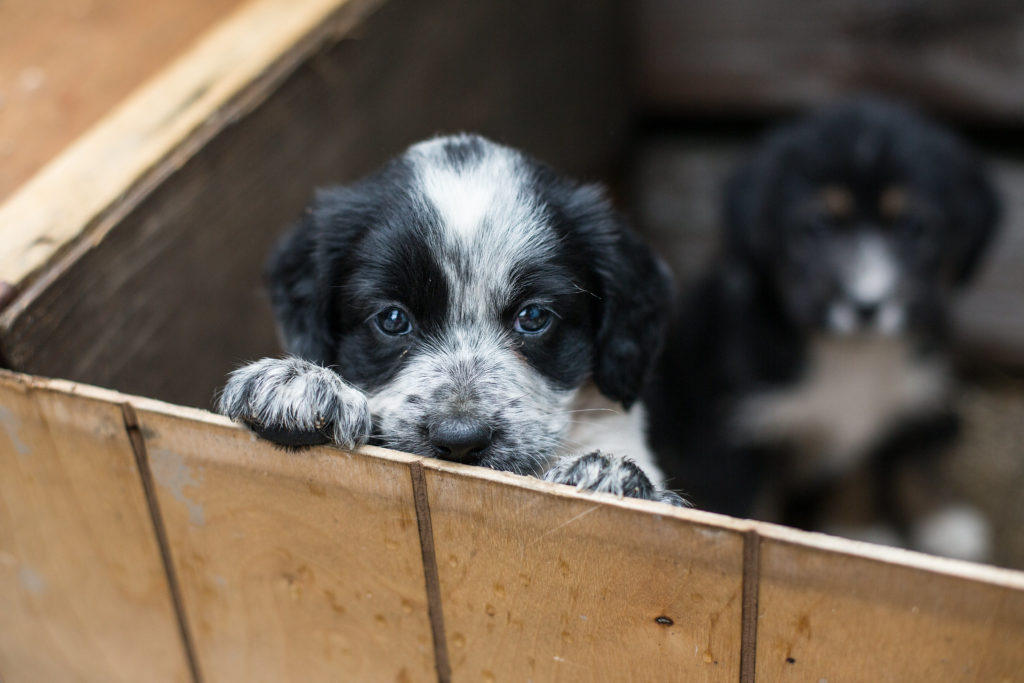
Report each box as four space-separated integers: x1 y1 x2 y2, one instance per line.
0 0 628 410
421 461 747 682
0 0 245 202
754 526 1024 681
632 137 1024 368
0 371 191 682
634 0 1024 123
132 402 437 682
1 370 1024 680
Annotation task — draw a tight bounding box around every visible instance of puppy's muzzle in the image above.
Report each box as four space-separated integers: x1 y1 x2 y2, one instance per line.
428 416 494 465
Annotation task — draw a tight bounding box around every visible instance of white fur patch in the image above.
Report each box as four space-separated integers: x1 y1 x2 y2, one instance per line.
737 336 949 481
564 384 666 486
409 135 556 319
845 234 897 305
911 504 992 563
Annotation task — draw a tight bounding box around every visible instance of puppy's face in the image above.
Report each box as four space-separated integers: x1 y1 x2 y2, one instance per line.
726 100 999 336
267 135 669 474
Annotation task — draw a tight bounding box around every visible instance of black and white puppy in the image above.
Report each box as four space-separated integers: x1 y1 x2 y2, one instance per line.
219 134 684 505
645 99 1000 558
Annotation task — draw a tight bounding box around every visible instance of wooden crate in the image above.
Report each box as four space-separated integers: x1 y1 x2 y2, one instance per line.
3 370 1023 681
1 0 1024 681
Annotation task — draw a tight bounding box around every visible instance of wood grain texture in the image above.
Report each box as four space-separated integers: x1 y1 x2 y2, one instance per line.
133 404 436 683
0 371 190 682
0 0 245 202
0 0 377 291
0 0 628 410
422 461 746 682
754 526 1024 681
635 0 1024 123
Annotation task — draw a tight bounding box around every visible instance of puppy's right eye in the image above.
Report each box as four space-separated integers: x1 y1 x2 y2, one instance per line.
375 307 412 335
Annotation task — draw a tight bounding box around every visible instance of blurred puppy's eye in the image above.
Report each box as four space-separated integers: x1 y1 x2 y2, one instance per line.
375 307 413 335
514 304 553 335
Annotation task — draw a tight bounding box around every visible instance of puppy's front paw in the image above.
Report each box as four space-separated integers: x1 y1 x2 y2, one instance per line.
218 357 371 449
543 452 689 507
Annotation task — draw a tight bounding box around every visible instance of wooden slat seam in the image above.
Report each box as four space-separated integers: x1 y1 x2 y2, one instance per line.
120 401 205 683
740 528 761 683
409 460 452 683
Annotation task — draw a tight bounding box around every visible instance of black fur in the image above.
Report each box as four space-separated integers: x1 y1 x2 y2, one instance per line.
648 99 1000 532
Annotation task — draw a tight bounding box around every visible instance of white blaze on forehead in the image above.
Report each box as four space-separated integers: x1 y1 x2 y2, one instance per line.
407 136 556 312
846 234 896 304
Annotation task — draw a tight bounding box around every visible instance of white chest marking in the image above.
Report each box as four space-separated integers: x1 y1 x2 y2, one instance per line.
563 384 665 486
737 336 949 480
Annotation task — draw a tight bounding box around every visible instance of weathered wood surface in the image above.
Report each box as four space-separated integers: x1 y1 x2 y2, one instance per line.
422 461 746 682
0 0 628 410
754 526 1024 681
635 0 1024 123
0 0 245 202
1 370 1024 680
133 402 437 682
0 372 190 682
0 0 373 293
632 138 1024 368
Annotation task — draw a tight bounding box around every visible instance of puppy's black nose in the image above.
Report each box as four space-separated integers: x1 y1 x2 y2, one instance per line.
855 301 879 323
429 417 492 465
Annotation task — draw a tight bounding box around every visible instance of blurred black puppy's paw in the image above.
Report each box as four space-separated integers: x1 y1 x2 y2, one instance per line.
218 356 372 449
544 451 689 506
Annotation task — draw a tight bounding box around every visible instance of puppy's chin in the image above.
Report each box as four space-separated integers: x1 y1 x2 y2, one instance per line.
826 302 906 337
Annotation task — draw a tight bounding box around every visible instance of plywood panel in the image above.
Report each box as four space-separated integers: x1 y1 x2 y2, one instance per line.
423 462 746 682
133 403 436 682
0 0 245 201
0 371 190 682
754 527 1024 681
635 0 1024 123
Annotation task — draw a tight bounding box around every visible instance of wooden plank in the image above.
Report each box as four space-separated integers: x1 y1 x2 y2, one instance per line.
634 0 1024 123
0 371 191 682
0 0 628 410
0 0 245 202
131 401 437 682
421 461 746 682
0 0 381 293
754 525 1024 681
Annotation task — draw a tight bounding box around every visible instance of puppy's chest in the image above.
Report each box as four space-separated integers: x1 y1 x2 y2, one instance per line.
736 336 949 478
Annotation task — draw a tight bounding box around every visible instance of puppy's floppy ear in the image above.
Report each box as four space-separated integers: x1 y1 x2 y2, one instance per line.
571 185 673 408
947 154 1000 286
265 188 363 363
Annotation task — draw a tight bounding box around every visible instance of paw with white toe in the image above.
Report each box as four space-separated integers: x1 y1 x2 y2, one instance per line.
544 452 689 507
218 357 372 449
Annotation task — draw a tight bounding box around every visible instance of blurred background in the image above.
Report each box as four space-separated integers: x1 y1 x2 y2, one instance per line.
1 0 1021 567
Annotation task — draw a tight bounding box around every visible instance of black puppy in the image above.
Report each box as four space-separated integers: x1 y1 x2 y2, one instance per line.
646 100 999 558
219 134 684 505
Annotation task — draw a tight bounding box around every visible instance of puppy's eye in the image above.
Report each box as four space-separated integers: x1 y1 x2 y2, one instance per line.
375 307 412 335
514 304 552 335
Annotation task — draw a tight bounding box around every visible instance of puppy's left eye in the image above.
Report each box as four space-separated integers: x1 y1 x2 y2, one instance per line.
375 307 413 335
514 304 553 335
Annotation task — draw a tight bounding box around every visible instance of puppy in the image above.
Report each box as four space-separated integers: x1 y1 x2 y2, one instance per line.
645 100 999 558
219 134 684 505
